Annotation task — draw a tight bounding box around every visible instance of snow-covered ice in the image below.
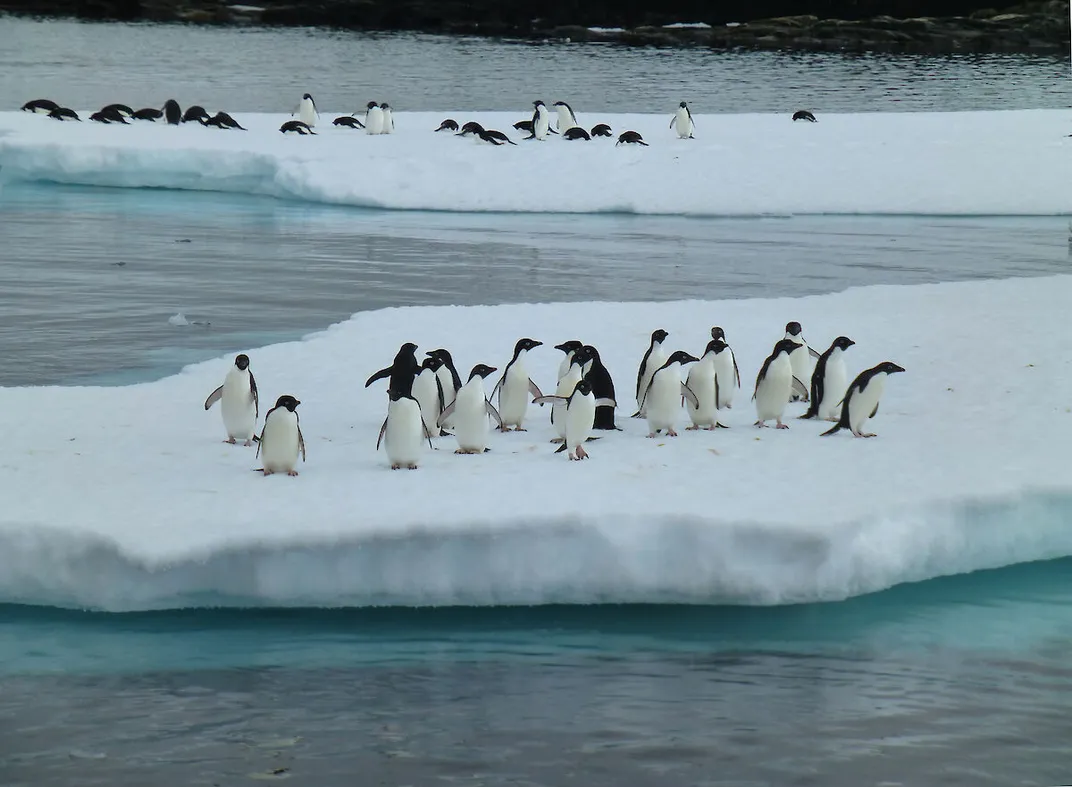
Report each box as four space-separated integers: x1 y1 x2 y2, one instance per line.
2 275 1072 611
0 108 1069 216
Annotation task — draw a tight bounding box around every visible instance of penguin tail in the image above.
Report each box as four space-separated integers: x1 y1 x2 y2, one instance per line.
629 410 642 418
798 410 817 420
820 423 842 437
638 140 649 146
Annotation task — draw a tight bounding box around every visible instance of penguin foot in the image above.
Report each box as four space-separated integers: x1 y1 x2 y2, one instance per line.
754 421 767 428
263 469 274 476
287 470 300 476
667 429 679 437
776 422 790 430
243 439 253 447
686 425 702 431
550 437 565 443
407 464 418 469
391 464 401 470
224 438 236 444
646 432 658 439
854 432 877 438
514 427 527 432
703 426 717 431
574 445 589 460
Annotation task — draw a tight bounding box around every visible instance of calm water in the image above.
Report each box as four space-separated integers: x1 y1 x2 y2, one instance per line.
2 18 1072 787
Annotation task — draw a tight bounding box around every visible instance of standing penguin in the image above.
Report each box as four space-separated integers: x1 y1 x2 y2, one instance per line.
377 389 433 470
534 378 615 460
364 101 385 135
527 100 552 141
670 101 695 139
582 344 619 431
710 327 741 411
364 342 420 398
550 346 588 443
554 340 584 383
552 100 578 132
380 103 394 134
685 340 723 431
412 355 445 438
642 351 700 438
163 99 181 125
257 395 306 476
784 321 821 401
297 93 319 128
822 362 905 438
439 364 502 454
492 338 544 431
753 339 809 429
427 348 463 433
632 329 669 417
800 336 855 422
203 353 259 445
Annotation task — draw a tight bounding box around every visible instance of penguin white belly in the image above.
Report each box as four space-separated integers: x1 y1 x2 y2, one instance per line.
221 369 256 441
498 362 531 428
755 356 792 422
412 370 441 436
552 368 582 439
260 410 300 473
686 363 717 427
557 354 573 383
848 374 886 433
788 344 813 393
638 347 667 414
385 397 423 468
675 108 693 139
713 353 737 409
381 108 394 134
453 383 490 453
565 392 596 452
436 367 457 408
299 99 317 127
819 356 848 422
555 107 575 132
365 108 384 135
645 366 682 434
534 110 549 139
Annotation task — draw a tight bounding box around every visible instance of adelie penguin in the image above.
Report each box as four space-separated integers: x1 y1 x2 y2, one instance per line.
279 120 316 135
671 101 695 139
563 127 591 141
457 121 485 138
132 107 163 121
793 110 817 122
334 115 365 129
101 103 134 118
182 105 210 124
783 321 821 401
710 326 741 410
800 336 855 422
377 389 434 470
380 103 395 134
822 362 905 438
47 107 80 122
479 129 517 146
753 339 809 429
549 346 588 443
412 355 446 439
296 93 319 128
513 120 534 133
90 106 130 124
435 118 459 132
642 351 700 438
491 338 544 431
365 342 420 398
526 100 552 141
257 395 306 476
203 111 246 130
21 98 59 114
685 339 725 431
616 130 647 147
582 344 619 431
438 364 502 454
534 378 616 461
163 99 182 125
554 340 584 383
632 329 669 418
204 353 259 446
590 123 612 138
364 101 385 135
552 100 578 133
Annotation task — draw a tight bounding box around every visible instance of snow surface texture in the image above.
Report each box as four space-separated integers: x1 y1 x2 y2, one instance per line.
1 109 1070 216
2 276 1072 612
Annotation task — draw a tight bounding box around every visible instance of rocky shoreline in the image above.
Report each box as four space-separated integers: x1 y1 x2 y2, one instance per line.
2 0 1069 55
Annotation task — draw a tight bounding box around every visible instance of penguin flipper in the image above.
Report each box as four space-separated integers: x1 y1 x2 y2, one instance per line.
554 443 568 454
594 398 616 409
680 383 700 410
528 379 545 401
533 395 567 405
732 355 741 389
485 399 503 428
249 372 259 419
364 367 391 388
422 422 435 449
298 425 306 462
255 429 264 458
820 423 842 437
437 401 457 429
871 403 880 419
791 376 809 401
204 385 223 410
436 378 445 413
376 416 388 450
808 346 822 360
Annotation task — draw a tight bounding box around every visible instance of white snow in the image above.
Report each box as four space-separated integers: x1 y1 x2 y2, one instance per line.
0 109 1069 216
2 275 1072 611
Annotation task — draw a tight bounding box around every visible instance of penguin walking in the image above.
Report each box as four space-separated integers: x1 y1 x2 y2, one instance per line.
671 101 695 139
753 339 809 429
632 329 669 418
822 362 905 438
377 389 434 469
526 100 552 140
710 327 741 411
297 93 319 128
380 103 394 134
552 100 578 132
257 395 306 476
685 340 723 430
492 338 544 431
412 356 445 439
800 336 855 422
364 101 385 135
203 353 259 445
534 378 615 460
279 120 316 135
550 347 587 443
640 351 700 438
784 321 821 401
583 344 619 431
21 98 59 114
554 340 584 383
364 342 420 398
438 364 502 454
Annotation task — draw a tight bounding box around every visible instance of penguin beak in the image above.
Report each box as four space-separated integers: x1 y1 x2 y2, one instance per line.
890 364 906 374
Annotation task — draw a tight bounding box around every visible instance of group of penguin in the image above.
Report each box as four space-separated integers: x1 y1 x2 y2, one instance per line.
21 97 248 129
203 321 904 475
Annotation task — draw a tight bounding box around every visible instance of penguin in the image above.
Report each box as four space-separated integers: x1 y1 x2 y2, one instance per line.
632 329 669 418
203 111 246 130
562 127 591 141
641 351 700 438
554 340 584 382
481 129 516 145
132 107 163 121
438 364 502 454
377 389 434 470
513 120 534 133
533 378 616 460
334 115 365 129
256 395 305 476
591 123 612 138
297 93 318 128
457 121 485 137
685 340 723 431
100 103 134 118
163 99 182 125
784 321 821 401
364 101 384 135
793 110 817 122
753 339 809 429
47 107 80 122
670 101 695 139
411 355 445 439
492 338 544 431
582 344 619 431
822 362 905 438
365 342 420 398
435 119 459 132
182 105 210 124
710 327 741 410
616 130 648 146
526 100 552 140
90 107 129 124
800 336 855 422
279 120 316 135
21 98 59 114
552 100 578 132
427 349 462 409
380 103 394 134
549 346 587 443
203 353 259 445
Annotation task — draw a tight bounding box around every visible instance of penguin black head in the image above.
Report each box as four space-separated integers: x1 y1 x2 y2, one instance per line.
651 329 669 344
468 364 497 381
711 326 725 341
421 355 442 371
666 350 699 366
436 118 459 132
514 338 542 355
387 388 411 402
398 342 418 357
679 101 688 109
367 101 379 110
459 121 485 135
876 361 906 375
235 354 250 370
274 395 300 411
574 377 594 397
704 339 728 356
533 100 545 108
303 93 313 100
427 348 454 364
570 345 592 367
581 344 601 360
831 336 855 352
773 339 800 357
785 321 803 337
554 340 583 355
381 103 391 111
